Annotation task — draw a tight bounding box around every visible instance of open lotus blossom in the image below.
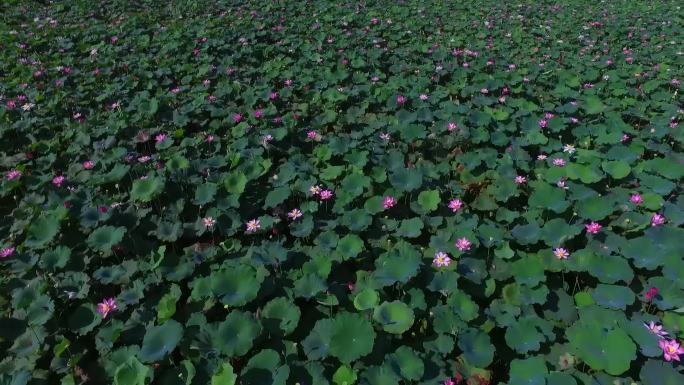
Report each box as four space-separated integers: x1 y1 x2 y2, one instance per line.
585 222 602 234
83 160 95 169
644 321 668 338
383 196 397 209
307 130 318 139
554 247 570 260
154 133 167 142
1 246 16 258
659 339 684 362
245 219 261 233
552 158 566 167
630 193 643 205
287 208 303 220
538 119 548 128
202 217 216 228
254 109 263 118
309 185 322 195
379 132 391 141
97 298 117 318
52 175 65 187
448 198 463 212
319 190 334 200
419 93 428 101
455 237 472 252
6 169 22 180
651 213 665 226
447 122 458 131
537 154 547 160
433 251 452 267
645 287 659 301
206 134 215 143
232 113 242 123
396 95 406 105
514 175 527 184
563 144 576 154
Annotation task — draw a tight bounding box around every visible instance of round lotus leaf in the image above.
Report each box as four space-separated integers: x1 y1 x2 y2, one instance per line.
601 161 631 179
330 313 375 363
210 363 237 385
361 364 400 385
336 234 364 260
224 172 247 195
540 218 582 247
389 168 423 192
364 196 385 214
353 288 379 311
40 245 70 271
25 216 60 248
546 372 576 385
153 221 182 242
262 297 301 336
114 357 150 385
302 319 333 360
450 291 479 322
457 330 494 368
87 226 126 252
333 365 357 385
138 319 183 363
567 322 635 375
387 346 423 381
68 304 102 335
193 182 217 205
511 223 541 245
290 215 314 237
210 265 263 306
373 301 414 334
131 177 164 202
576 196 615 220
214 311 261 357
508 357 548 385
242 349 289 385
591 284 635 310
640 359 684 385
340 173 370 198
394 217 423 238
373 242 421 286
417 190 440 212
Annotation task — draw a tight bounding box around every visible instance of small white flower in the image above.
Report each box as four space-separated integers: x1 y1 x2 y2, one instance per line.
563 144 576 154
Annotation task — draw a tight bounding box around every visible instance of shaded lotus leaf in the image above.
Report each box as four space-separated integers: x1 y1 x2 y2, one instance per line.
214 311 261 357
640 359 684 385
511 223 541 245
330 313 375 363
262 297 301 336
373 301 414 334
40 245 70 271
540 218 582 247
25 216 60 248
153 221 182 242
361 364 401 385
508 357 548 385
340 173 370 198
353 288 379 311
341 209 372 232
131 177 164 202
114 357 150 385
224 172 247 195
505 317 546 354
68 304 102 335
87 226 126 252
264 186 290 208
395 217 423 238
387 346 423 381
374 242 421 286
591 284 635 310
290 215 314 237
457 329 494 368
242 349 289 385
210 265 264 306
293 273 327 299
193 183 217 205
302 319 333 360
336 234 364 260
567 321 635 375
389 168 423 192
138 319 183 363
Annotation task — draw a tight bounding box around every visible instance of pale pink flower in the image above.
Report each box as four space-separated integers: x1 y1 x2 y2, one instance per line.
433 251 452 267
537 154 548 160
379 132 391 141
444 378 455 385
447 122 458 131
0 246 16 258
554 247 570 260
396 95 406 105
307 130 318 139
97 298 117 318
552 158 566 167
270 91 279 100
245 219 261 233
585 222 602 234
206 135 216 143
455 237 472 252
515 175 527 184
83 161 95 170
202 217 216 229
651 213 665 227
622 134 631 143
284 79 293 87
630 193 643 205
557 178 568 189
544 112 555 119
288 208 303 220
659 339 684 362
262 134 273 144
170 87 181 94
138 156 151 163
6 169 22 181
319 190 334 200
570 117 579 124
644 321 668 338
52 175 65 187
480 88 489 94
155 133 167 142
419 94 429 101
448 198 463 212
563 144 576 154
538 119 548 128
309 185 322 195
383 196 397 209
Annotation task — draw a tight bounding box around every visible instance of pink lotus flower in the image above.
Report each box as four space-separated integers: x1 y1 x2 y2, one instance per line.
644 321 668 338
232 113 242 123
83 161 95 170
262 134 273 144
585 222 602 234
570 117 579 124
419 94 429 101
307 130 318 139
383 196 397 209
447 122 458 131
396 95 406 106
645 287 659 301
651 213 665 227
538 119 548 128
448 198 463 212
97 298 117 318
659 339 684 362
557 178 568 189
254 109 263 119
245 219 261 233
202 217 216 229
170 87 181 94
6 169 22 181
379 132 391 141
1 246 16 258
309 185 322 195
270 92 279 100
288 208 303 220
480 88 489 94
206 135 215 143
515 175 527 184
544 112 555 119
621 134 631 143
433 251 452 267
537 154 547 160
284 79 293 87
554 247 570 260
552 158 566 167
444 378 455 385
52 175 65 187
630 193 643 205
155 133 167 142
319 190 334 200
455 237 472 252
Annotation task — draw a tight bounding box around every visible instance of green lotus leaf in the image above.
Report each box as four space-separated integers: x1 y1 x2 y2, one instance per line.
214 311 261 357
40 245 70 271
583 95 606 114
540 218 582 246
210 265 263 306
504 317 545 354
601 161 631 179
294 273 327 299
640 359 684 385
211 363 237 385
591 284 635 310
87 226 126 252
508 357 548 385
224 172 247 195
302 319 333 360
389 168 423 192
340 172 370 198
336 234 364 260
25 216 60 248
194 182 217 205
374 242 421 286
511 223 541 245
341 209 372 232
373 301 414 334
567 321 636 375
153 221 182 242
353 288 379 311
333 365 357 385
264 186 291 208
156 284 181 323
395 217 423 238
114 357 150 385
361 364 401 385
131 177 164 202
138 319 183 363
330 313 375 363
242 349 289 385
387 346 423 381
577 195 615 220
417 190 440 212
457 330 494 368
262 297 301 336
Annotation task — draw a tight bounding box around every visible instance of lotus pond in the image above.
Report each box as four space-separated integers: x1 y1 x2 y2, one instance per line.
1 1 684 384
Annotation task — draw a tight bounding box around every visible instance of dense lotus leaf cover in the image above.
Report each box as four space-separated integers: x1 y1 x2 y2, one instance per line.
1 0 683 384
